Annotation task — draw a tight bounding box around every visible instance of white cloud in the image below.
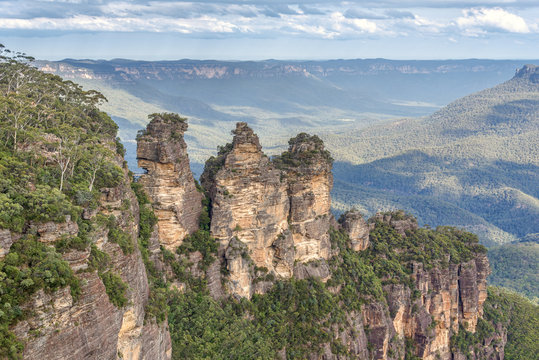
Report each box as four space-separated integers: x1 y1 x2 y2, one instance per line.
456 7 531 34
0 15 247 33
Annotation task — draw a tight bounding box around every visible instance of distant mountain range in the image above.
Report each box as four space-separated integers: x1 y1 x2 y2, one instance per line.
327 64 539 246
38 58 539 246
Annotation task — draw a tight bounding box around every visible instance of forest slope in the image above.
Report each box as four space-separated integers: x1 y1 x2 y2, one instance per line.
327 65 539 246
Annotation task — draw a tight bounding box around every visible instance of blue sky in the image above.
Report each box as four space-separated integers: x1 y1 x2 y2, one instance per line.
1 0 539 60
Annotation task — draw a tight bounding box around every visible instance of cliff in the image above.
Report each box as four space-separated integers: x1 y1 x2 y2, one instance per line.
0 55 172 359
9 144 171 360
136 113 202 251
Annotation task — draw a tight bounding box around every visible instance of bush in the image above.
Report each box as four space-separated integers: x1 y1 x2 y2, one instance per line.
0 237 80 357
106 215 134 254
25 185 80 223
0 194 24 232
100 272 128 308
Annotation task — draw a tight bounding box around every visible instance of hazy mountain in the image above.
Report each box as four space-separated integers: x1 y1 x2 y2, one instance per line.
327 65 539 246
488 240 539 303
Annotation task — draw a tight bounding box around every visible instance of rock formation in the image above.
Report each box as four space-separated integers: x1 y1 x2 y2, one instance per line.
200 123 293 297
7 118 497 360
339 209 370 251
280 133 333 264
137 113 202 251
200 124 335 298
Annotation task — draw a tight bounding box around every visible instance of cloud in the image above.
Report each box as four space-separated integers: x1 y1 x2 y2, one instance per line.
344 9 387 20
385 10 415 19
456 7 531 33
0 15 249 33
298 5 326 15
1 0 538 42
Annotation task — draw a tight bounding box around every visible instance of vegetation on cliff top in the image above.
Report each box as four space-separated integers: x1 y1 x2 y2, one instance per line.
0 46 131 357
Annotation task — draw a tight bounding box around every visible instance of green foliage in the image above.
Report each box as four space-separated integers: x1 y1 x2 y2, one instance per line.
0 237 80 358
106 215 134 255
88 244 111 271
250 278 345 359
368 220 485 270
0 49 123 236
168 291 275 360
328 229 384 308
25 185 80 223
488 242 538 303
168 278 346 360
329 71 539 246
131 181 167 322
100 272 129 308
273 133 333 172
200 142 233 187
177 230 218 271
148 112 187 125
483 287 539 360
0 193 23 233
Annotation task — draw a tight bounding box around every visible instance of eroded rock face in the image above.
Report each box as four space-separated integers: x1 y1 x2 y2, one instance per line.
30 215 78 243
339 210 369 251
201 124 335 298
12 157 171 360
282 133 333 264
0 229 17 258
376 256 491 360
137 114 202 251
201 123 293 298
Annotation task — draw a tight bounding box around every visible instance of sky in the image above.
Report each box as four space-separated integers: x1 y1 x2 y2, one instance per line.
1 0 539 60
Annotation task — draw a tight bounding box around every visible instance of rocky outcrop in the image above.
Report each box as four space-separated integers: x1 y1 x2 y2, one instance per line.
137 114 202 251
281 133 333 264
339 209 369 251
202 123 291 279
0 229 19 258
200 124 335 298
369 210 418 237
31 215 79 243
302 213 492 360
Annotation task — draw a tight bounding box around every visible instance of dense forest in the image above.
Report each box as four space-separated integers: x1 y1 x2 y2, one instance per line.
488 241 539 303
327 66 539 247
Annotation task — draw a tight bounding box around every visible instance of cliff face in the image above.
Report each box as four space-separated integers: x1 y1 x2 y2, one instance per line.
200 123 333 298
202 123 291 292
323 214 492 360
137 114 202 251
382 255 490 360
11 156 171 360
283 133 333 265
339 209 370 251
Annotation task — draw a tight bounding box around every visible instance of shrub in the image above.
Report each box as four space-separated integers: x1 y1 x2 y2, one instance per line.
100 272 128 308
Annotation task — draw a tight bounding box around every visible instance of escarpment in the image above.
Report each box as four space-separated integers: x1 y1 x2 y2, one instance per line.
133 119 495 360
136 113 202 251
8 140 171 360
